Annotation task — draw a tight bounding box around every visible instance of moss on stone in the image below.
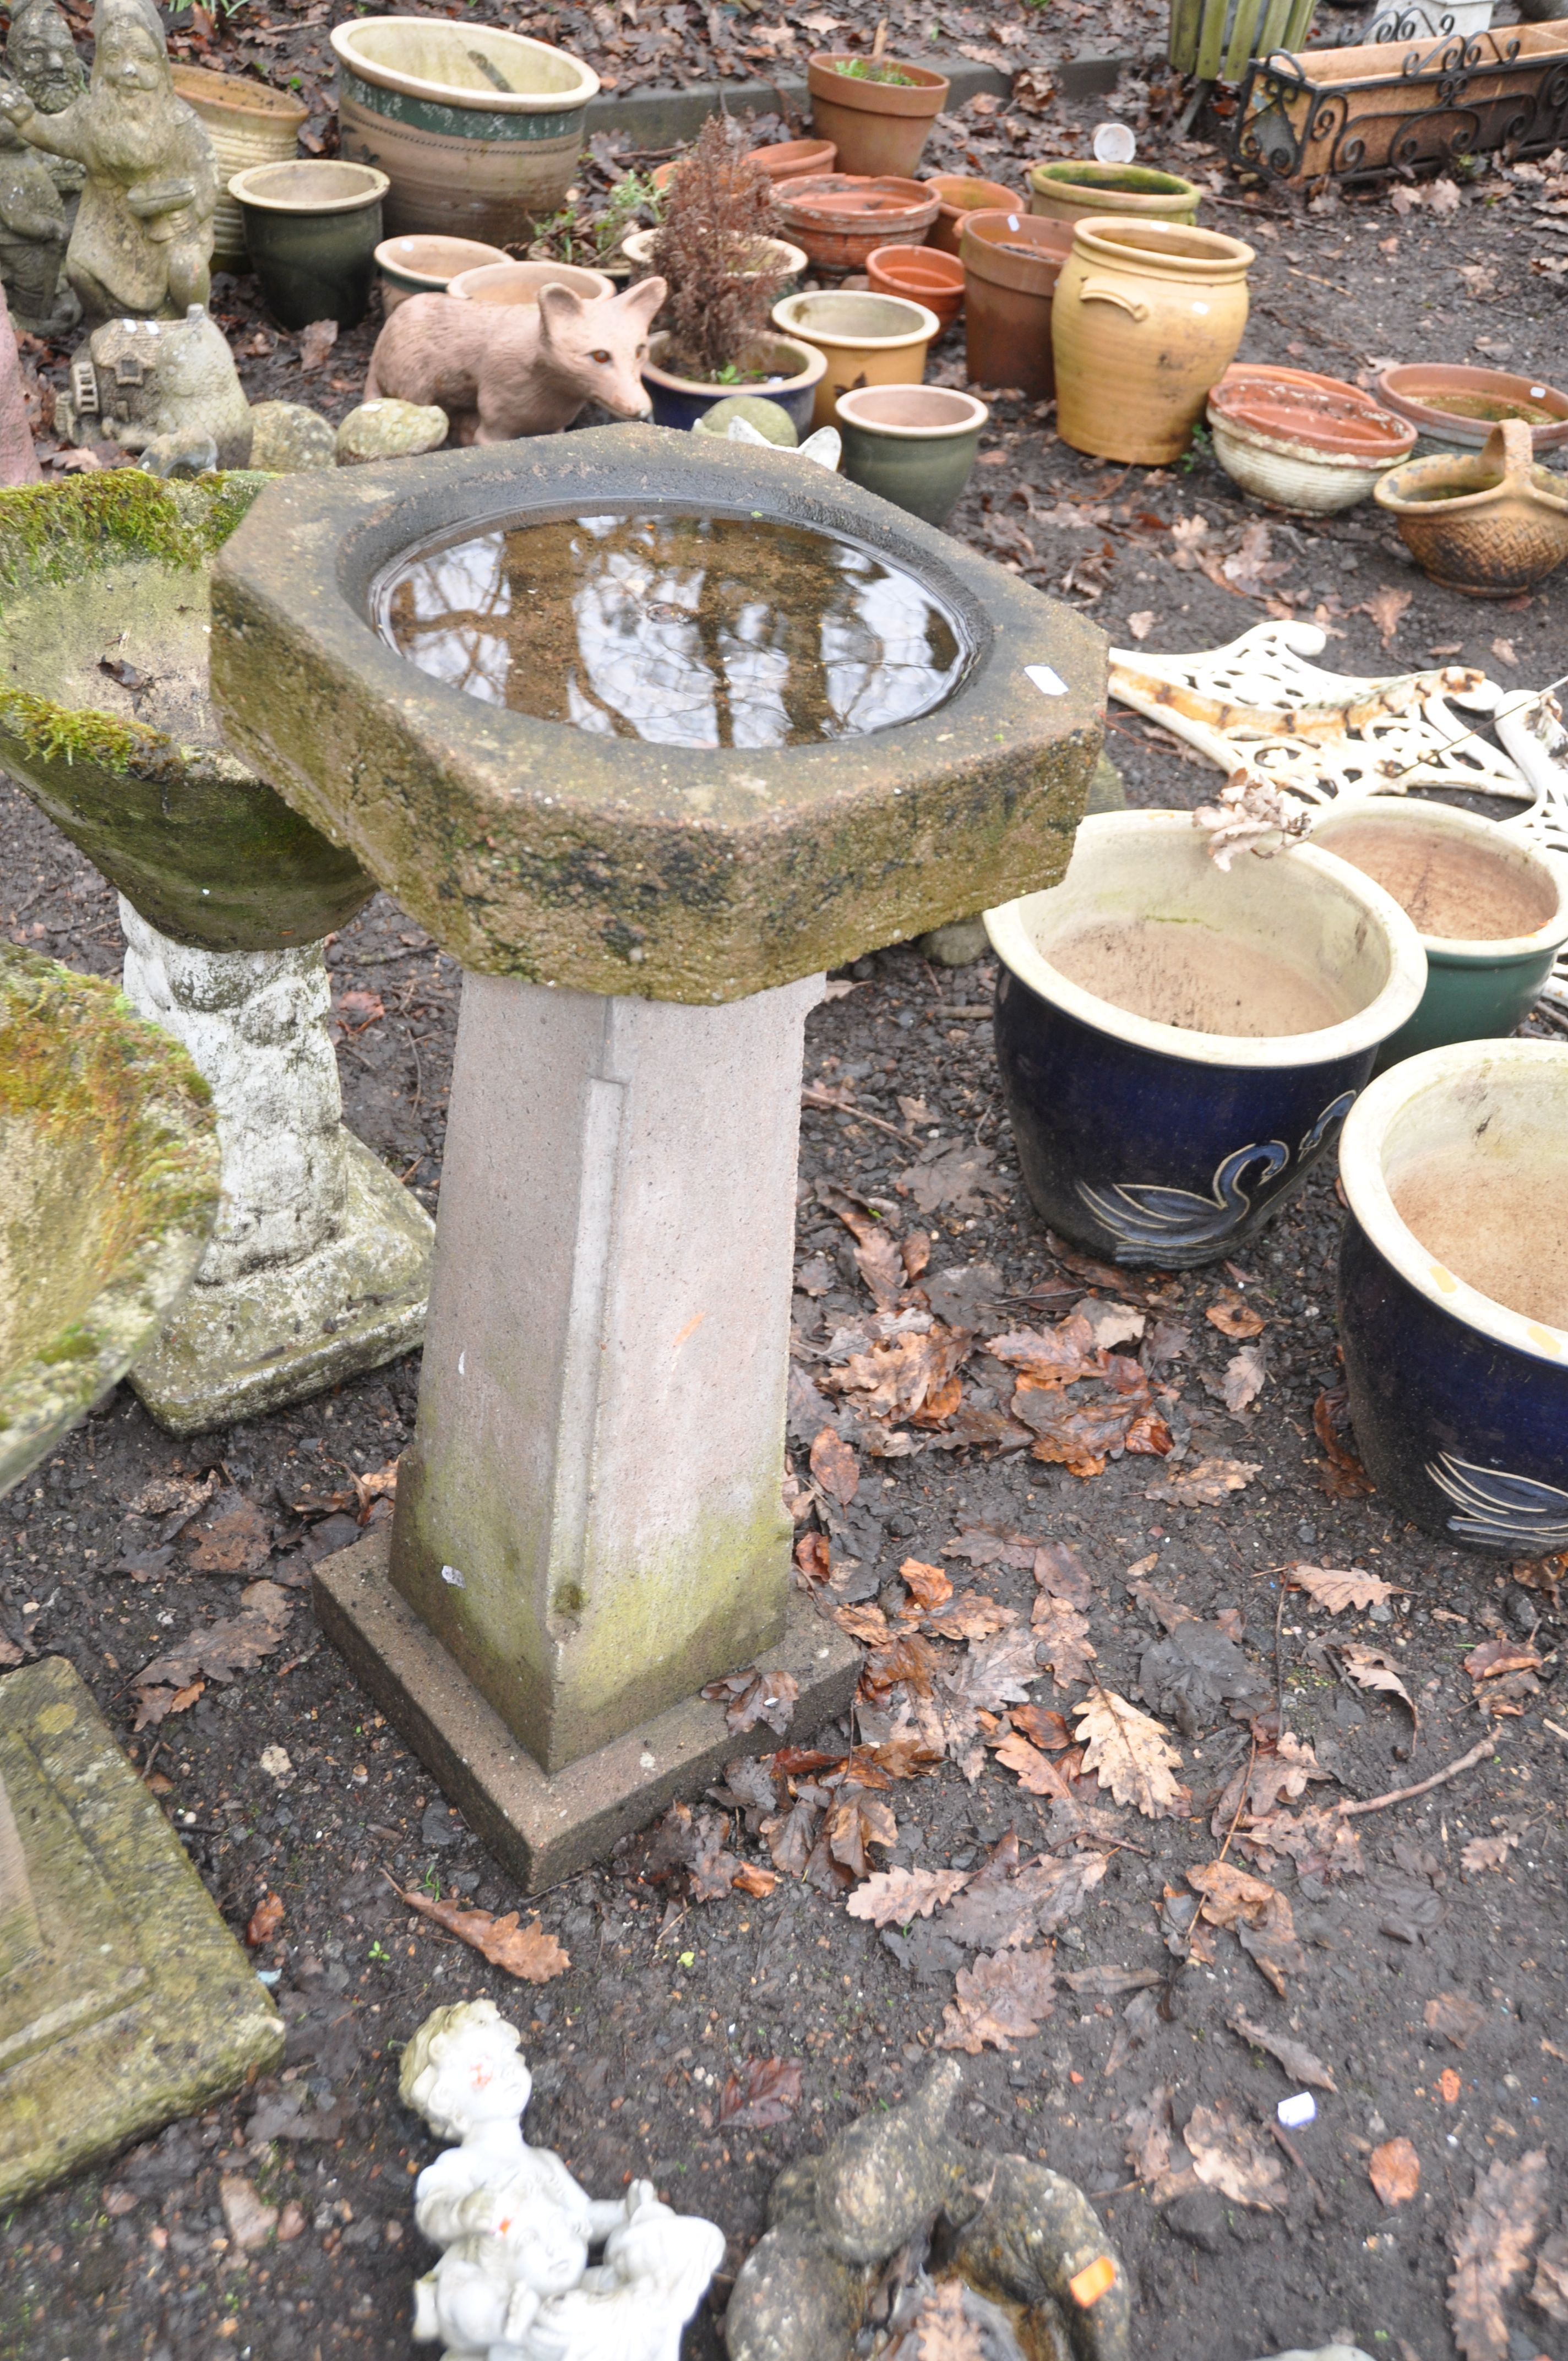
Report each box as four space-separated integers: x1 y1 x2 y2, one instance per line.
0 469 270 592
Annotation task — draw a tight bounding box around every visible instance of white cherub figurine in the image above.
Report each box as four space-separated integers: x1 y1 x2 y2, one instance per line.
400 1998 643 2360
520 2191 727 2361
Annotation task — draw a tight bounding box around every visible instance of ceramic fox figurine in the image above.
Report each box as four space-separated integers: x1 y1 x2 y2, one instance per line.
363 276 666 445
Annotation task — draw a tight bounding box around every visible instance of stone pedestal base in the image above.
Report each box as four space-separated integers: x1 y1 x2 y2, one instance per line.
0 1657 283 2207
132 1133 433 1433
314 1531 860 1893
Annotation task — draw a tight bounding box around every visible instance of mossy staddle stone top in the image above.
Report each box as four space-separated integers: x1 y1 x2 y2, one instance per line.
0 945 219 1497
0 472 373 951
208 425 1106 1002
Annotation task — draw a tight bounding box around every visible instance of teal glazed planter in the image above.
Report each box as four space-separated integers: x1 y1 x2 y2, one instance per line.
986 812 1427 1267
1310 797 1568 1069
330 18 599 247
835 384 989 526
230 159 389 332
1337 1039 1568 1551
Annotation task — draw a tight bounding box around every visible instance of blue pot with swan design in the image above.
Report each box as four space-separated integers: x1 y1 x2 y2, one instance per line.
986 812 1427 1270
1337 1039 1568 1553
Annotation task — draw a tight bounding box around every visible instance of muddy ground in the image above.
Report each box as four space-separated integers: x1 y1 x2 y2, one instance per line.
5 32 1568 2361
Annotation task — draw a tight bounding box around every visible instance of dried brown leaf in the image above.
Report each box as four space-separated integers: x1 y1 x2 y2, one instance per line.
1031 1594 1097 1690
1464 1636 1543 1686
1531 2227 1568 2324
1011 1704 1071 1751
938 1943 1055 2053
1362 583 1413 650
1425 1992 1488 2049
993 1729 1073 1799
960 1625 1042 1709
845 1864 972 1927
1227 2004 1336 2091
900 1559 954 1612
1449 2151 1550 2361
1292 1564 1403 1613
1337 1642 1418 1729
246 1891 284 1947
393 1887 569 1983
1145 1456 1261 1507
1206 1294 1265 1340
1461 1831 1518 1874
924 1592 1015 1642
718 2056 801 2129
182 1490 273 1575
132 1582 292 1730
1184 2097 1286 2209
1033 1539 1093 1607
854 1225 906 1312
1370 2136 1421 2208
298 317 338 374
1074 1688 1187 1818
944 1521 1040 1569
810 1426 859 1508
702 1666 799 1736
1313 1384 1375 1499
824 1783 897 1880
1221 1343 1268 1416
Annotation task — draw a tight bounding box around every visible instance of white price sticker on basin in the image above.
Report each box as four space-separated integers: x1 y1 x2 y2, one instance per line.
1025 663 1069 697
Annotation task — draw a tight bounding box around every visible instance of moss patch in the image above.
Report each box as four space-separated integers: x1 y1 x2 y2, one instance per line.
0 470 270 594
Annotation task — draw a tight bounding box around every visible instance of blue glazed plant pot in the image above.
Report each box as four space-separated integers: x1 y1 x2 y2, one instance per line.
1337 1038 1568 1552
986 812 1427 1269
642 334 827 437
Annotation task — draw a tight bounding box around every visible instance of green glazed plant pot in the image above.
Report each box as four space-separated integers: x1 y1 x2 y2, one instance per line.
835 383 989 525
1026 160 1201 228
230 160 390 331
1309 797 1568 1070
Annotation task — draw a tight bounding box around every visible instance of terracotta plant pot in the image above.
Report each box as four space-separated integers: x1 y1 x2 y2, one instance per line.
771 289 939 430
1053 216 1254 465
745 137 837 183
960 210 1074 399
170 66 308 271
1309 798 1568 1067
228 160 389 331
330 18 598 246
621 229 807 293
1373 361 1568 453
835 384 989 525
986 810 1427 1267
1208 365 1415 513
1027 160 1201 229
376 234 510 312
776 174 940 270
641 331 826 436
1336 1040 1568 1549
807 52 949 180
922 173 1016 255
867 242 964 328
448 258 614 305
1374 417 1568 597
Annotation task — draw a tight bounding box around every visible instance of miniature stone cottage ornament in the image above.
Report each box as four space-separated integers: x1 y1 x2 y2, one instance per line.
0 0 216 324
59 304 251 464
400 1999 724 2360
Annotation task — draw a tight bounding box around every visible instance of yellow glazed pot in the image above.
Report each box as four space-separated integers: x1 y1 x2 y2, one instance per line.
771 289 939 431
1053 216 1254 465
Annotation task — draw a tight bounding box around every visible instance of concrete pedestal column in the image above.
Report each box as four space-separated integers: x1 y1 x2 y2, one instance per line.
389 970 823 1773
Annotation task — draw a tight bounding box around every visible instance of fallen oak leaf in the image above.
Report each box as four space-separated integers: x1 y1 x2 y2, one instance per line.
1460 1831 1518 1874
1313 1384 1374 1499
824 1782 897 1880
1206 1294 1265 1340
701 1666 799 1736
1291 1564 1406 1613
131 1581 292 1730
718 2056 802 2129
1449 2151 1550 2361
938 1942 1056 2053
1369 2136 1421 2208
1227 2004 1336 2092
1145 1456 1261 1507
1221 1342 1268 1416
1031 1594 1097 1689
1074 1687 1188 1819
1183 2097 1286 2210
246 1891 285 1947
181 1489 273 1575
845 1864 972 1926
1011 1704 1071 1751
1463 1636 1543 1686
899 1558 953 1613
923 1592 1016 1642
1531 2227 1568 2325
390 1883 569 1983
993 1729 1073 1799
810 1425 859 1508
1033 1538 1093 1608
1335 1642 1418 1732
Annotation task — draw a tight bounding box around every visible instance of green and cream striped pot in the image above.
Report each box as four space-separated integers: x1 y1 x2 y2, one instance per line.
330 19 598 247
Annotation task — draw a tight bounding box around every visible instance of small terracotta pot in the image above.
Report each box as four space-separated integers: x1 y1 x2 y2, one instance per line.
1208 366 1415 513
376 234 510 311
807 52 949 179
1052 216 1254 464
229 160 389 331
447 258 614 304
867 242 964 327
776 174 939 270
1373 361 1568 454
1374 417 1568 597
922 173 1016 256
772 289 939 429
835 383 989 525
171 65 308 270
745 137 837 183
1027 160 1201 228
641 331 826 436
959 210 1074 399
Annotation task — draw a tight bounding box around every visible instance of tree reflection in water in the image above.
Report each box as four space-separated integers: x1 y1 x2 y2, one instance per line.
379 510 968 749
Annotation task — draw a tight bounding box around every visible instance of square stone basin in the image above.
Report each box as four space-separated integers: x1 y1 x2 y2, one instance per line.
210 425 1106 1000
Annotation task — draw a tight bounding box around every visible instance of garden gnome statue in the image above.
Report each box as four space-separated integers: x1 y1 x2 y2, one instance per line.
7 0 86 202
0 0 216 324
0 112 71 333
0 286 41 482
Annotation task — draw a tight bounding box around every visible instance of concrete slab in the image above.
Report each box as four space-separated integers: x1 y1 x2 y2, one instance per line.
314 1529 861 1894
0 1656 283 2207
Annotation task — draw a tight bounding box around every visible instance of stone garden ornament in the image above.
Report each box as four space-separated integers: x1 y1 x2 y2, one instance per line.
0 284 40 481
400 1999 725 2360
0 0 216 324
363 275 666 442
0 0 83 333
59 303 251 467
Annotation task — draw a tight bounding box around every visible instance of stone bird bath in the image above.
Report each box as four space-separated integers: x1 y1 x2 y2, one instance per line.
0 471 433 1432
210 426 1106 1884
0 943 283 2205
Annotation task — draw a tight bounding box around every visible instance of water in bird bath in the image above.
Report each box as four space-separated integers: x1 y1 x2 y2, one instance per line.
374 508 971 750
1046 918 1352 1036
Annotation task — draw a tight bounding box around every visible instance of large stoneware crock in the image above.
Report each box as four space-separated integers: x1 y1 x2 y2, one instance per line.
986 811 1427 1267
1337 1039 1568 1551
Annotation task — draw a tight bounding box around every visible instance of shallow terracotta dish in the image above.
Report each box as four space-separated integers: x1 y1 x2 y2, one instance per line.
1374 361 1568 453
1375 417 1568 596
922 173 1015 255
377 234 510 311
1208 365 1415 512
447 258 614 304
745 137 837 182
776 173 939 270
867 242 964 327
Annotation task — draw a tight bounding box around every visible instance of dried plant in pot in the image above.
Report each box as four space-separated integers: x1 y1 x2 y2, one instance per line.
641 116 824 433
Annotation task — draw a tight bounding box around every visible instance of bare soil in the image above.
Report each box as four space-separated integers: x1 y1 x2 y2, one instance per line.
5 20 1568 2361
1321 822 1559 942
1391 1158 1568 1331
1047 917 1350 1035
